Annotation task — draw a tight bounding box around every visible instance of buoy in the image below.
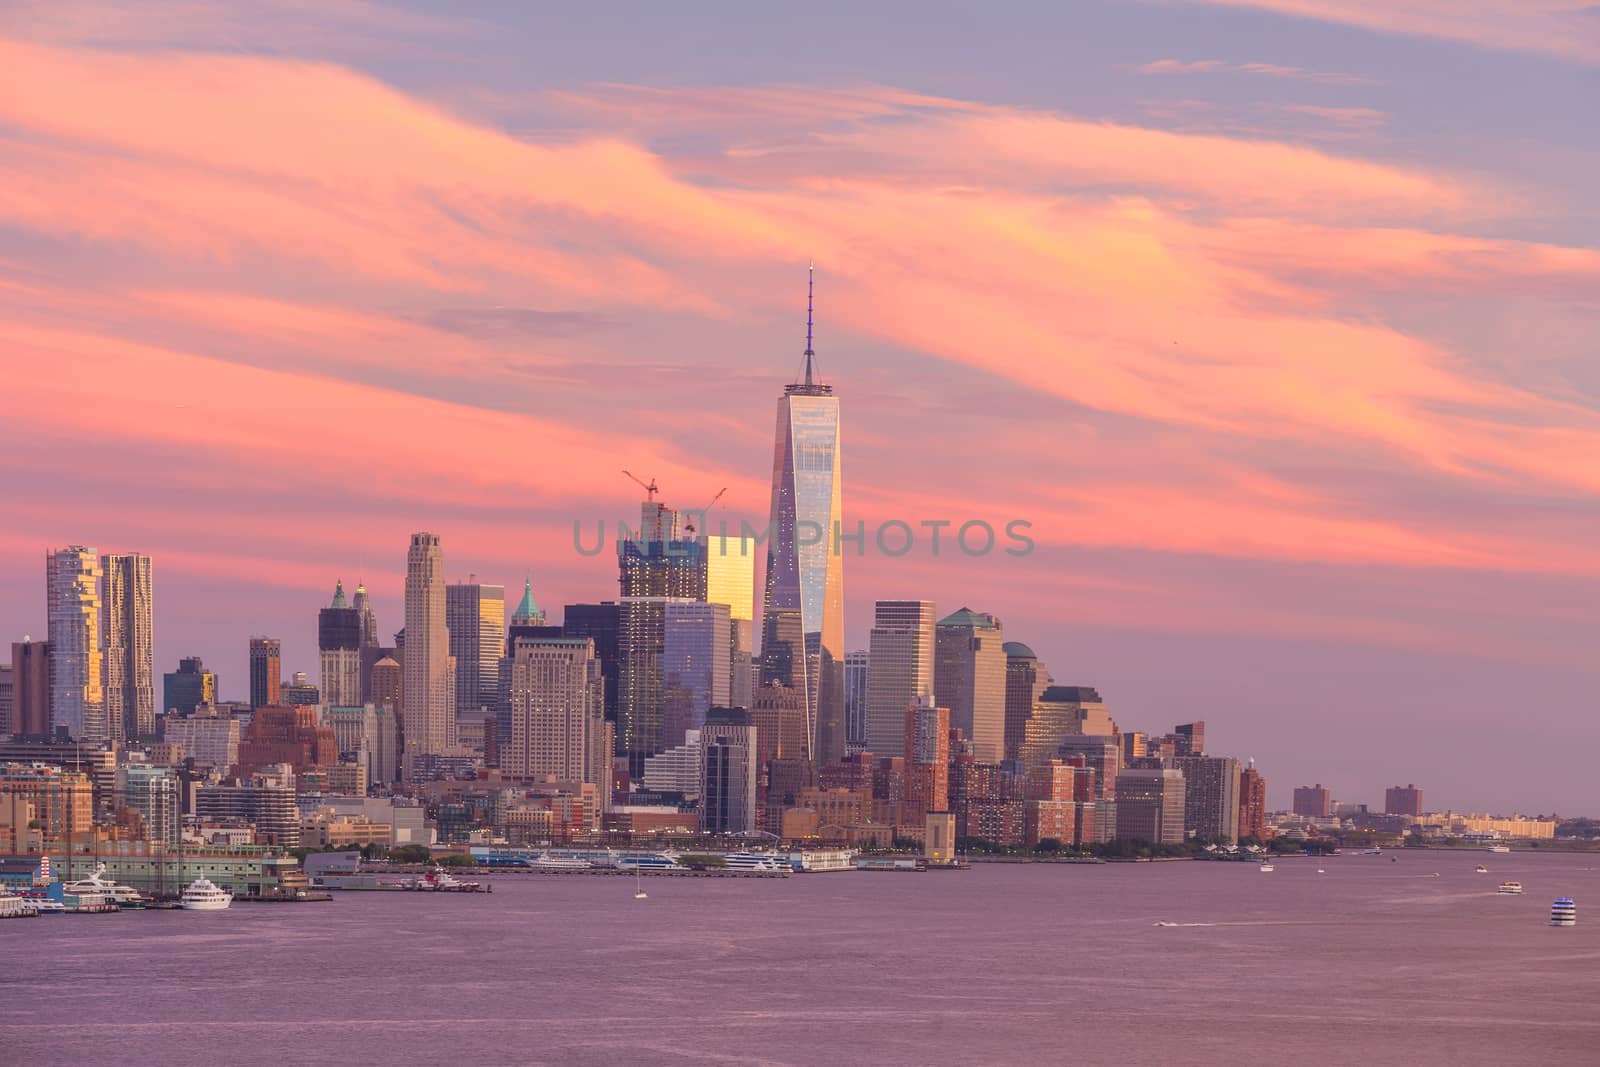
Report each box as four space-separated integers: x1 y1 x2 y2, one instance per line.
1551 898 1576 927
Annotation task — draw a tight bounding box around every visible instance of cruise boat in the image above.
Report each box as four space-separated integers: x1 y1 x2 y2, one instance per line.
63 863 146 909
525 854 594 871
722 853 789 873
180 872 234 910
1498 881 1523 894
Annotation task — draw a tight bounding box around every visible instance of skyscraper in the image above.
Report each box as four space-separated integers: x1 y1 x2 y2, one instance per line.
864 600 935 759
1003 641 1052 764
248 637 281 709
162 656 216 716
705 536 755 710
505 636 606 790
446 578 505 718
617 498 707 775
318 580 362 709
1238 762 1268 840
403 532 453 763
47 546 104 742
843 649 868 750
116 763 179 845
11 639 50 738
352 582 378 649
759 264 846 766
1115 768 1187 844
101 553 154 741
934 607 1006 764
701 706 758 834
661 601 731 745
1175 755 1241 843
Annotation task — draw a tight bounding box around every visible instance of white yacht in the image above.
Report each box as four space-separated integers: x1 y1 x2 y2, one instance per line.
180 872 234 910
63 863 146 909
1259 863 1275 872
722 853 788 872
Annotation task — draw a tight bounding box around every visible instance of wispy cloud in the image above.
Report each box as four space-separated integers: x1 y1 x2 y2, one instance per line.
1135 58 1371 83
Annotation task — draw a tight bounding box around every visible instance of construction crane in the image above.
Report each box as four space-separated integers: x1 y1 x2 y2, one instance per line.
621 470 659 502
684 487 728 538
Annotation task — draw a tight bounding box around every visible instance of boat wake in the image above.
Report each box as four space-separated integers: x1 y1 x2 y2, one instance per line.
1153 921 1218 928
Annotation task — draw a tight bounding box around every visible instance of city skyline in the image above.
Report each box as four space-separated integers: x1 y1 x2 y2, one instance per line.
2 3 1598 813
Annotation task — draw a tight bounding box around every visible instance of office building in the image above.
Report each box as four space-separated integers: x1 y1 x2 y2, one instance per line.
1115 768 1187 844
403 532 454 762
843 649 868 751
323 703 400 787
759 266 846 765
1057 735 1121 802
319 580 363 708
1385 783 1424 817
233 705 339 776
864 600 935 759
562 602 619 727
1003 642 1052 764
642 730 702 799
248 637 281 710
162 656 216 717
1238 762 1268 840
934 607 1006 764
701 707 758 834
195 766 299 846
101 553 154 741
1293 784 1332 818
116 763 179 845
505 637 607 794
281 672 319 706
352 581 379 649
1175 755 1241 842
0 763 93 839
617 498 707 775
1017 686 1115 774
661 601 731 746
705 535 755 710
159 709 241 771
47 546 104 741
0 664 10 738
10 639 50 738
904 697 950 814
1173 721 1205 756
447 578 505 720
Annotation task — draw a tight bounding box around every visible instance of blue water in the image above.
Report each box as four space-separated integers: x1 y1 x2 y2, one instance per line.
5 850 1599 1065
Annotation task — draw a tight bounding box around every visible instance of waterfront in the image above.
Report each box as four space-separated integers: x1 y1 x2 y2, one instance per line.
4 852 1599 1065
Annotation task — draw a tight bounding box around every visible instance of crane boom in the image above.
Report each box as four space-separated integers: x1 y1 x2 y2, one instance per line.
620 469 659 502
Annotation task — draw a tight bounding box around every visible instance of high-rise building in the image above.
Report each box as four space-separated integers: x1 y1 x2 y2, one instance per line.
1115 768 1187 844
1017 686 1116 774
1058 735 1121 802
661 601 731 747
116 763 179 845
162 656 216 717
617 499 707 775
843 650 868 750
248 637 281 710
47 546 104 741
319 580 363 709
370 656 401 712
563 602 619 727
403 532 453 763
705 537 755 711
351 582 379 649
864 600 935 759
701 706 758 834
101 553 154 742
1384 783 1423 817
904 697 950 814
1238 762 1268 840
1002 642 1051 764
10 639 50 738
446 578 505 719
281 672 319 707
233 705 339 777
1172 721 1205 757
0 763 93 839
1175 755 1241 843
1293 783 1331 818
504 637 607 793
0 664 11 738
159 709 241 771
934 608 1006 765
759 265 846 766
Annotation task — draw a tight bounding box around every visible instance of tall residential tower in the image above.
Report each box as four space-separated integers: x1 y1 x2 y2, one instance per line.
101 552 154 741
46 546 103 742
403 532 454 764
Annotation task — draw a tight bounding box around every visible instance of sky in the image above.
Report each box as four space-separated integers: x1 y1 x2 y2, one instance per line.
1 0 1596 813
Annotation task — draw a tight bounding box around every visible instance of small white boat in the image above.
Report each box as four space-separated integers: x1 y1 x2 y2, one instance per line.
1498 882 1523 895
1475 865 1488 874
180 872 233 911
1258 864 1274 873
1487 845 1511 854
633 865 647 900
1316 868 1326 874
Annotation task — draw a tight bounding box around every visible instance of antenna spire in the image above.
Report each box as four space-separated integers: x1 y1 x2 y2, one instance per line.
804 259 815 386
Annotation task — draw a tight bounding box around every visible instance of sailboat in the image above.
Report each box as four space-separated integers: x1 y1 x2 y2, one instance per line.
634 863 648 900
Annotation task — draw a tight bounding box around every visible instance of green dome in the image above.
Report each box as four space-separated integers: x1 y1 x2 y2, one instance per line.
1002 641 1037 659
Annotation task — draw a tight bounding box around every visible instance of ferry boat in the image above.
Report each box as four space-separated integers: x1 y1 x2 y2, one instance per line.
403 866 488 893
721 853 789 873
791 849 856 873
525 854 595 871
1550 897 1576 927
1498 881 1523 894
0 887 39 918
63 863 146 909
608 851 681 871
180 872 234 910
1486 845 1511 854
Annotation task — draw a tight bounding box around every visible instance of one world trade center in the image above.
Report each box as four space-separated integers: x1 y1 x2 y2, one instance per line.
759 264 846 765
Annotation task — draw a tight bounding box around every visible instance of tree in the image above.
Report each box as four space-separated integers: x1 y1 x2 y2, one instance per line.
1032 838 1063 853
388 844 431 865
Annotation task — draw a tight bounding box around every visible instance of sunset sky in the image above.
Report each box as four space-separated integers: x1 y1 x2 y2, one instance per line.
2 1 1597 812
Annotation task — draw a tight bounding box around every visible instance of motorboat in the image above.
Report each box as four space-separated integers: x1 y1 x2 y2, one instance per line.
1498 881 1523 894
1258 863 1274 873
180 872 234 910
